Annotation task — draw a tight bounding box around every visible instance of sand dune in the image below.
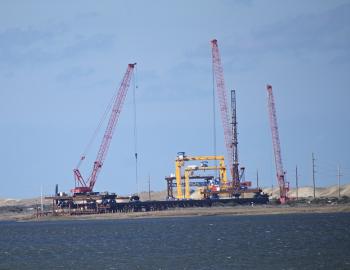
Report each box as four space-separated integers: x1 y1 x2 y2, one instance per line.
263 184 350 199
0 198 51 207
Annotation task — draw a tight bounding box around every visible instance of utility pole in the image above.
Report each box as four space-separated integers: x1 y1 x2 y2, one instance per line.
256 170 259 189
295 165 299 200
312 153 316 199
271 183 274 198
148 174 151 201
337 165 342 199
40 185 43 214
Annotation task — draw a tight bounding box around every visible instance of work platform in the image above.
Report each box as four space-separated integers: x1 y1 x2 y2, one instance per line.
45 193 269 216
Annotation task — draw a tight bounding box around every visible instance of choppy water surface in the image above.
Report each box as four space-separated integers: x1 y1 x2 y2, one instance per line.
0 213 349 270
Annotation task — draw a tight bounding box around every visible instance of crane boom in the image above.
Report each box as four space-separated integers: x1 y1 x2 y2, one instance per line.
266 84 289 203
72 63 136 194
211 39 237 190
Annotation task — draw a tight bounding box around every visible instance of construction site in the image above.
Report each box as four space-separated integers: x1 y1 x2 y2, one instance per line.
46 39 291 216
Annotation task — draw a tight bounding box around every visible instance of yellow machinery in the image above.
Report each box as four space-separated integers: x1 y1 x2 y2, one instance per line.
175 152 228 199
184 165 228 199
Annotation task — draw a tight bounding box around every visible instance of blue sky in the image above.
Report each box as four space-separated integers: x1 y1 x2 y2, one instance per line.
1 0 349 198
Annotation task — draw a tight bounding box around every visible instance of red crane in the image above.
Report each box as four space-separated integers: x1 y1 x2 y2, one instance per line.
211 39 239 192
266 84 289 203
72 63 136 194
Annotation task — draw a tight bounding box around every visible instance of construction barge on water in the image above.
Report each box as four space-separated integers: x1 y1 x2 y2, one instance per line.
46 151 269 216
46 192 269 216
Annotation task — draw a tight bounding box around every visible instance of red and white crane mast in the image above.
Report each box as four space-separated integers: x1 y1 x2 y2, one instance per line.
211 39 239 191
72 63 136 194
266 84 289 203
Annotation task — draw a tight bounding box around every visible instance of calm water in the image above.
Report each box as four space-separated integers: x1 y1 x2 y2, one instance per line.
0 213 349 270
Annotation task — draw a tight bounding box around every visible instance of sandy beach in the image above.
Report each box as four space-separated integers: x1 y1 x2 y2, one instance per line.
0 203 347 222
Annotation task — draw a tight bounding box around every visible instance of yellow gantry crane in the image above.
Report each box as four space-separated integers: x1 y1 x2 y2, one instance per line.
175 152 228 199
